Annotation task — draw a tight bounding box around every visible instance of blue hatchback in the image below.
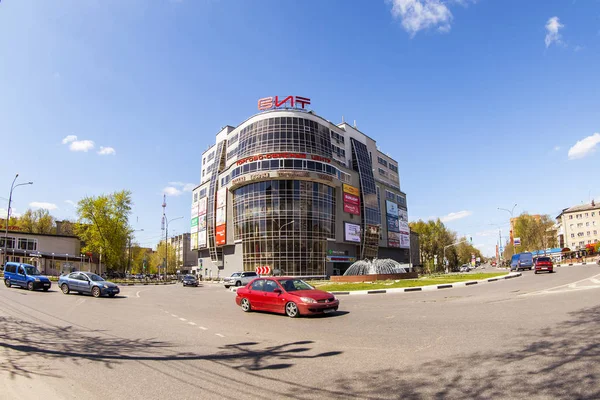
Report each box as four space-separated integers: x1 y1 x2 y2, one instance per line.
58 271 120 298
3 262 52 291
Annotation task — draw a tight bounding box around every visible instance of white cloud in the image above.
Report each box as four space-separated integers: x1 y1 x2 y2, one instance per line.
163 186 182 196
167 182 196 192
574 45 584 52
554 146 561 151
65 200 76 207
440 210 472 222
62 135 78 144
568 133 600 160
388 0 475 37
29 202 58 210
69 139 95 152
98 146 116 156
0 208 21 218
545 16 564 48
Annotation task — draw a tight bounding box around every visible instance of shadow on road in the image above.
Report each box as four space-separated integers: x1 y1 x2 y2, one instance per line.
0 315 342 382
289 304 600 399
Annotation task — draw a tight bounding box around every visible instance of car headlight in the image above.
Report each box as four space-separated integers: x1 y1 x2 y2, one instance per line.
103 284 108 289
300 297 316 304
35 278 40 282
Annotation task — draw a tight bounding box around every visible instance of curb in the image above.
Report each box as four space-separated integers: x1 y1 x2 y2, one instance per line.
228 273 523 295
328 272 522 296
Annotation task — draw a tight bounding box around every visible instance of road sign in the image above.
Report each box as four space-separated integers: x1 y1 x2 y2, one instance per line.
256 266 271 275
514 237 521 246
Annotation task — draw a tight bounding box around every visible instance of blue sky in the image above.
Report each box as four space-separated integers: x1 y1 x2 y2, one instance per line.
1 0 599 255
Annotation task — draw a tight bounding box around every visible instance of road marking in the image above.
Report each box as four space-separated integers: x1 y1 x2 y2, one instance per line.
179 318 187 322
171 314 178 318
523 272 600 296
136 290 141 298
188 322 196 326
215 333 225 338
199 326 208 331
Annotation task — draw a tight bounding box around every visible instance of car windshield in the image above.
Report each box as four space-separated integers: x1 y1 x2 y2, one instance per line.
278 279 313 292
185 275 195 279
231 273 240 277
86 273 105 282
24 266 41 275
537 257 551 262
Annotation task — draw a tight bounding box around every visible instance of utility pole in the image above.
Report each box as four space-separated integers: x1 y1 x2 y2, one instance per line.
3 174 33 265
162 195 166 280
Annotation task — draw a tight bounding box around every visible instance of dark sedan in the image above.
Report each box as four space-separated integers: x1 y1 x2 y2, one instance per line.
182 275 199 287
58 271 120 298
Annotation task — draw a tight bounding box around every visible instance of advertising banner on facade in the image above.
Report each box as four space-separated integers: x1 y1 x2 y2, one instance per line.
344 222 361 243
198 230 207 248
216 188 227 209
215 225 226 246
199 197 207 216
398 209 409 234
190 232 198 251
342 184 360 197
387 215 400 232
191 224 198 234
191 203 199 219
400 233 410 249
388 232 401 248
216 207 226 226
398 209 408 222
343 193 360 205
191 217 198 227
386 201 399 217
198 215 206 231
344 203 360 215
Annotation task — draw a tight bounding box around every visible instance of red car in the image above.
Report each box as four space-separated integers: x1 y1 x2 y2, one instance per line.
534 256 554 274
235 277 339 318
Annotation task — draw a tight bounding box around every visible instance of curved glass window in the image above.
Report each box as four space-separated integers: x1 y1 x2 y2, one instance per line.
233 180 335 276
237 117 333 159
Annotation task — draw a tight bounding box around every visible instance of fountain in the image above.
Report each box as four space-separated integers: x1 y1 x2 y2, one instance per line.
331 258 417 282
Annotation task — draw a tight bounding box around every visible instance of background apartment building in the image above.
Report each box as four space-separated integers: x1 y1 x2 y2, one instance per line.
557 201 600 250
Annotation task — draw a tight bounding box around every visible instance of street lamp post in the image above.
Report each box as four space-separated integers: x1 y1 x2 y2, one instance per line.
498 204 517 255
272 220 294 276
3 174 33 265
165 216 183 280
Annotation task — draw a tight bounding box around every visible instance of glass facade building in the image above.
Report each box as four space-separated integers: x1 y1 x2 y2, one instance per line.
191 105 409 278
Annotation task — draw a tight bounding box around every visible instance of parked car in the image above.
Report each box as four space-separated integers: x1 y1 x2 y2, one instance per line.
534 257 554 274
510 252 534 271
182 274 199 287
58 271 120 298
235 277 339 318
223 271 259 288
459 264 471 272
3 262 52 291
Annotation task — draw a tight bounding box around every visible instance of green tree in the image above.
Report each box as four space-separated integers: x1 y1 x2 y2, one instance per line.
148 241 178 275
513 213 557 252
16 208 56 234
17 209 36 232
409 219 457 273
75 190 133 272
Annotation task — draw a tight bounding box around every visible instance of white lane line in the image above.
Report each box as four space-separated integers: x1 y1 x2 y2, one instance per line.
136 290 142 298
179 318 187 322
215 333 225 338
199 326 208 331
164 311 170 314
188 322 196 326
171 314 178 318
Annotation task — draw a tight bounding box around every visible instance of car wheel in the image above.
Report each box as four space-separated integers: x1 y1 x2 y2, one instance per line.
235 281 242 287
27 282 34 291
43 287 49 292
92 287 101 298
61 283 70 294
285 302 300 318
4 279 10 288
534 271 538 274
241 298 251 312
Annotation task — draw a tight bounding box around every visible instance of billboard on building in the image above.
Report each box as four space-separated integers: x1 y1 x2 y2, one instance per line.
344 203 360 215
398 209 409 233
190 232 198 250
198 230 207 248
387 215 399 232
216 207 226 226
215 225 226 246
198 215 206 231
191 224 198 234
191 217 198 227
386 201 398 217
342 184 360 197
217 188 227 209
388 232 401 248
343 193 360 205
400 233 410 249
344 222 361 243
191 203 199 219
198 197 207 216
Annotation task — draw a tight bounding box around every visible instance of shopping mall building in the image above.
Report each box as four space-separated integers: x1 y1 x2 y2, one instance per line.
191 96 410 278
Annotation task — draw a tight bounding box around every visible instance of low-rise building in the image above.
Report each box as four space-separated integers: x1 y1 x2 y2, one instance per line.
556 201 600 251
168 233 198 274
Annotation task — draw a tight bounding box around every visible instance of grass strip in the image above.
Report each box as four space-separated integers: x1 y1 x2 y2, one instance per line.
310 273 507 292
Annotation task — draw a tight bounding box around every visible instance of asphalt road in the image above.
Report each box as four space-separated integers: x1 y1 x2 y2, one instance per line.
2 265 600 399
